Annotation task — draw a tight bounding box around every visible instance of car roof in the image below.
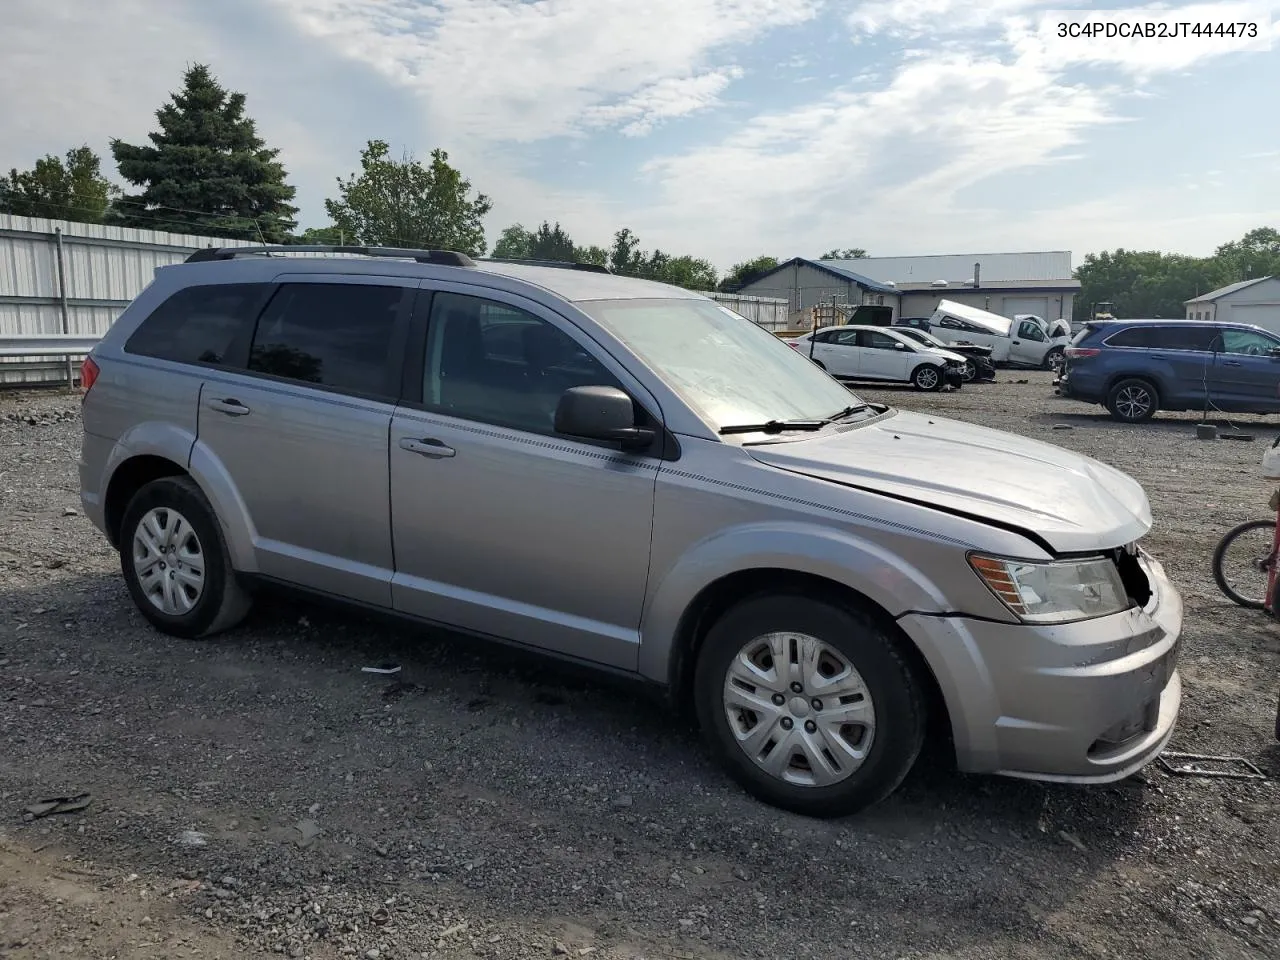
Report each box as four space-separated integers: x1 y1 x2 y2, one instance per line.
1094 317 1268 331
163 249 705 304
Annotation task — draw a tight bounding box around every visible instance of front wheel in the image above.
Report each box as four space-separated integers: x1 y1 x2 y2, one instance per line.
693 594 926 818
959 361 976 382
911 364 943 391
1212 518 1276 610
1042 346 1064 371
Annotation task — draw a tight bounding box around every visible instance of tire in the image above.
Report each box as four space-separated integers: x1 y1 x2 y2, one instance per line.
813 360 826 371
1106 378 1158 422
911 364 944 391
1211 518 1275 610
119 476 252 639
959 361 976 383
693 593 926 818
1042 347 1064 371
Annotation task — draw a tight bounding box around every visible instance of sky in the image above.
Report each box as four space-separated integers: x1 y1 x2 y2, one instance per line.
2 0 1278 272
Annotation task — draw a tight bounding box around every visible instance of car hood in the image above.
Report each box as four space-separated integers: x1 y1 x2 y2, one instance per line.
925 348 967 364
746 410 1151 553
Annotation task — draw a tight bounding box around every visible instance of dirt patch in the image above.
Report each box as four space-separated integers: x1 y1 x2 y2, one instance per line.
1 375 1279 959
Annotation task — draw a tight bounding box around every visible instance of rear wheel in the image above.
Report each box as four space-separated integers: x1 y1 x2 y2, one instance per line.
693 593 926 818
1106 378 1158 422
1212 518 1276 610
911 364 943 391
120 476 252 638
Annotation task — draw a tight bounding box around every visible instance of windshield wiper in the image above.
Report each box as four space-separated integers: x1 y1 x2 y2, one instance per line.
826 403 870 422
719 418 830 435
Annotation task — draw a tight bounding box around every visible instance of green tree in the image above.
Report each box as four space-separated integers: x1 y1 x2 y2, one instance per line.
574 244 609 267
608 228 644 274
820 247 868 260
1074 249 1234 321
325 139 492 256
111 64 298 241
720 255 779 291
1215 227 1280 281
528 220 576 261
492 223 534 258
295 225 346 245
1 146 118 222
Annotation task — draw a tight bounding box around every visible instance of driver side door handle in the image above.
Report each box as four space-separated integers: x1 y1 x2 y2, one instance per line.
207 397 250 417
1223 359 1243 367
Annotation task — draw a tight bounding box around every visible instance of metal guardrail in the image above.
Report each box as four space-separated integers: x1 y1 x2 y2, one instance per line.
0 334 99 359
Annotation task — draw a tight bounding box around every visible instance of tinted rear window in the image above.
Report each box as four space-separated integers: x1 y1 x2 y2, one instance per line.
248 283 408 398
124 283 268 365
1105 325 1216 351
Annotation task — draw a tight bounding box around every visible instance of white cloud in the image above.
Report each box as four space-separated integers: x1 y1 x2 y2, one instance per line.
582 67 746 137
846 0 1052 37
271 0 820 143
636 52 1118 261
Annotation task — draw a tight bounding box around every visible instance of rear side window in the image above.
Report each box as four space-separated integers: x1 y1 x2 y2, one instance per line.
1105 325 1215 351
124 283 267 365
248 283 409 398
1104 326 1161 348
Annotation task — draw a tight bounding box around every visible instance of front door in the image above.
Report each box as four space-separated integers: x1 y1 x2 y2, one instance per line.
194 275 415 606
855 328 913 380
1210 327 1280 410
1009 318 1049 366
388 287 660 671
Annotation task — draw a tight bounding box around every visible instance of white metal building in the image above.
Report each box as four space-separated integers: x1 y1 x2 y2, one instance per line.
1185 276 1280 333
824 251 1080 323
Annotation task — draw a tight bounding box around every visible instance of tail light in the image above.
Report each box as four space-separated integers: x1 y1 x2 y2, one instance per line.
79 356 100 396
1065 347 1101 359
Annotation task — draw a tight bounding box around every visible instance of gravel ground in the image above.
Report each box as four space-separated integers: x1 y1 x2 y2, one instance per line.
2 372 1279 960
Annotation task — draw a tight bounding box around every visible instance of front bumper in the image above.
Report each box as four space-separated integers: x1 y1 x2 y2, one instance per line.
897 550 1183 783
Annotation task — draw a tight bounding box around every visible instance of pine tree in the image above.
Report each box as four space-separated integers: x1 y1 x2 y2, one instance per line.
110 64 298 241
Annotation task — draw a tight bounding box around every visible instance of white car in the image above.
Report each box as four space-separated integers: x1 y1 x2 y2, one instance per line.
789 324 968 391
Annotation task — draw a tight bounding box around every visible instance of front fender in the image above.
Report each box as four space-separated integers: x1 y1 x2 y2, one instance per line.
636 520 954 683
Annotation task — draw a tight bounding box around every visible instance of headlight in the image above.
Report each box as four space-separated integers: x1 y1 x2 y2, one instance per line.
968 553 1132 624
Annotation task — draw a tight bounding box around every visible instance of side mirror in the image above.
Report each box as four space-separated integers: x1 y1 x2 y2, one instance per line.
893 342 908 350
554 385 655 451
1269 346 1280 359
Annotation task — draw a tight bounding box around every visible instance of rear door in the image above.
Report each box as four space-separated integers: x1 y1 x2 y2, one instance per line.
809 328 861 377
193 275 415 606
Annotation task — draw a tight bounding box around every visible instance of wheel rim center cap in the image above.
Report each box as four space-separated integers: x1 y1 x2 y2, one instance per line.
788 696 810 718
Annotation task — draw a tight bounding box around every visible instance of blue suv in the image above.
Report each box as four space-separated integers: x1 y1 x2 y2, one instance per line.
1057 319 1280 422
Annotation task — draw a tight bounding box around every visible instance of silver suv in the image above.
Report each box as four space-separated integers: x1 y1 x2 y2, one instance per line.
78 246 1183 817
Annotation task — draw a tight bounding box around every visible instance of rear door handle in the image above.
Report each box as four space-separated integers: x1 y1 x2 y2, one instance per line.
1223 360 1243 367
207 398 250 416
399 437 456 459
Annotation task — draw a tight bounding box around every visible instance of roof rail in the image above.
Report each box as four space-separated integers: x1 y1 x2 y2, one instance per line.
184 245 476 267
477 257 612 275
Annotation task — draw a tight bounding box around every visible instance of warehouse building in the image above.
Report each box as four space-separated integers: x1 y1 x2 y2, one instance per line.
735 250 1080 326
728 257 901 323
1185 276 1280 333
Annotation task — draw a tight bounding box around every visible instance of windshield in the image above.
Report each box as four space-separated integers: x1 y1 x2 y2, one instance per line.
902 328 944 348
578 298 864 428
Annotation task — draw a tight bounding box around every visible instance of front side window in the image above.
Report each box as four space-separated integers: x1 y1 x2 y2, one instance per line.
857 330 905 351
1219 328 1280 356
1018 320 1046 342
124 283 268 366
424 292 622 434
248 283 407 397
578 298 860 429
